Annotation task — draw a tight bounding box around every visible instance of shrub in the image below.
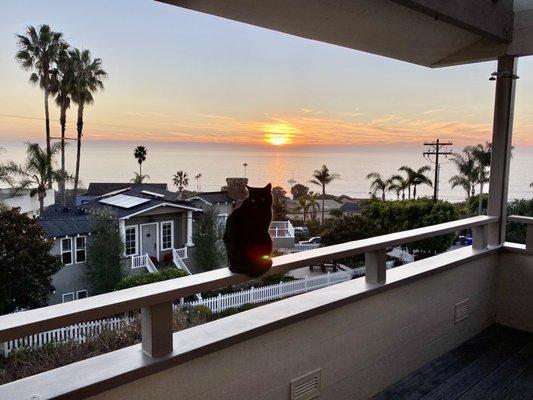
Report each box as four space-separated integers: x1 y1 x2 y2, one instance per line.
115 268 187 291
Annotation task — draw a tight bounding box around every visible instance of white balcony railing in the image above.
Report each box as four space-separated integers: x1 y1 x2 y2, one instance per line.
131 254 158 273
0 215 501 398
269 220 295 238
172 248 192 275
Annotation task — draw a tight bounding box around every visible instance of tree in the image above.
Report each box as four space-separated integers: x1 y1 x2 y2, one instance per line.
0 208 61 314
366 172 392 201
449 149 478 200
309 165 340 223
506 199 533 244
388 174 408 200
131 172 150 183
69 48 107 199
294 196 310 222
307 193 320 221
133 145 147 176
0 147 14 186
173 170 189 197
400 165 432 199
8 142 70 213
86 209 124 294
16 25 66 187
290 183 309 200
195 173 202 192
470 143 492 215
50 49 74 204
272 186 288 220
193 207 222 271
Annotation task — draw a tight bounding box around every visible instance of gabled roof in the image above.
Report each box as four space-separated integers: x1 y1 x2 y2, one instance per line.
187 191 234 205
84 183 168 197
38 205 94 238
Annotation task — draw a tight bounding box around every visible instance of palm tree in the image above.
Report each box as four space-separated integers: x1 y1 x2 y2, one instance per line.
194 173 202 192
470 143 492 214
398 166 415 199
16 25 66 187
243 162 248 178
307 193 320 221
131 172 150 184
134 146 147 176
173 171 189 197
50 49 74 204
294 196 310 222
388 174 407 200
8 143 70 213
410 166 432 199
69 48 107 199
366 172 392 201
0 147 14 187
449 149 478 201
309 165 340 223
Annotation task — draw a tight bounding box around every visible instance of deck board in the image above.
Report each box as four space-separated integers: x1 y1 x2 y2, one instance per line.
374 325 533 400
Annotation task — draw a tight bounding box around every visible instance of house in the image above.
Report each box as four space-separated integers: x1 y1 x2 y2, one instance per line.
39 185 200 305
0 188 55 218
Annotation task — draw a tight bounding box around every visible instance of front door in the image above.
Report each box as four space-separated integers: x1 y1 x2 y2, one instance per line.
141 223 158 260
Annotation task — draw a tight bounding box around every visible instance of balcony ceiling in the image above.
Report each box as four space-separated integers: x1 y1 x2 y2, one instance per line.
158 0 533 68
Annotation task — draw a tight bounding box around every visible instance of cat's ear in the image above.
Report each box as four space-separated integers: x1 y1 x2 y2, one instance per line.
265 183 272 191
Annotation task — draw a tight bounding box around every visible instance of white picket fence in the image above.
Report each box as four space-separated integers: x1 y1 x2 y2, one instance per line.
1 269 353 356
185 269 352 313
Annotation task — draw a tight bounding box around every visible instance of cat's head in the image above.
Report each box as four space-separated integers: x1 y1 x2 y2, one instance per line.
246 183 273 208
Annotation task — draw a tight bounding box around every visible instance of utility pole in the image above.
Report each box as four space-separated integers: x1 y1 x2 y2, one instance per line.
423 139 453 201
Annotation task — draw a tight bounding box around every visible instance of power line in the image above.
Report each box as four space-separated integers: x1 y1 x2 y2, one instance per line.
423 139 453 201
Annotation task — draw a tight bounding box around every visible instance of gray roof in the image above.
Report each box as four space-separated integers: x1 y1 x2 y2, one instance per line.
340 202 360 212
187 191 234 205
84 183 168 196
39 205 95 238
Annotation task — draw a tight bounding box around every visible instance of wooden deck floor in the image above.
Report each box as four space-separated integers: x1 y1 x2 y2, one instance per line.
374 324 533 400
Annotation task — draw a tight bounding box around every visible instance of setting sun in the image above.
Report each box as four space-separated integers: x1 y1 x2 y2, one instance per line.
263 123 296 146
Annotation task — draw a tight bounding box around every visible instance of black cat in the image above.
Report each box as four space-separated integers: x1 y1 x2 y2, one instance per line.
223 183 273 277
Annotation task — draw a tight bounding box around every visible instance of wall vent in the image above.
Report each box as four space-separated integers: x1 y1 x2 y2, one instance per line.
290 369 321 400
454 298 470 323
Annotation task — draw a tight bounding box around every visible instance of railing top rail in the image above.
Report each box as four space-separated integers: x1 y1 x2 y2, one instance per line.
0 215 497 341
508 215 533 224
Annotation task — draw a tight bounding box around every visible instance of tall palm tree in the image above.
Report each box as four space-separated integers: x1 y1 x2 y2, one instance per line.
366 172 392 201
69 48 107 199
173 171 189 197
50 49 74 204
398 166 415 199
294 196 310 222
307 193 320 221
133 146 147 176
8 143 71 213
131 172 150 184
388 174 408 200
243 162 248 178
309 165 340 223
410 166 432 199
194 173 202 192
16 25 66 187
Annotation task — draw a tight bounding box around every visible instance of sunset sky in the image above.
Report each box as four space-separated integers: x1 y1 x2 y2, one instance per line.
2 0 533 148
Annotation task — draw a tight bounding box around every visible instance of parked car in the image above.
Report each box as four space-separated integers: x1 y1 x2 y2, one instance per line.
294 226 309 239
299 236 321 245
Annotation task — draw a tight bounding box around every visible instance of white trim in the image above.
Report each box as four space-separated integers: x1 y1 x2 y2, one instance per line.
140 222 159 260
160 220 174 251
76 290 88 300
141 190 165 198
186 196 213 206
124 225 139 257
97 187 131 198
122 202 201 219
62 292 74 303
74 235 87 264
60 237 73 266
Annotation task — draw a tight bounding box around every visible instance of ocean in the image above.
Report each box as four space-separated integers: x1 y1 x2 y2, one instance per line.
2 140 533 202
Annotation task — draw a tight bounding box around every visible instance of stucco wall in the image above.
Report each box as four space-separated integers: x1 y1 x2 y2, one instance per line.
496 251 533 332
89 253 498 400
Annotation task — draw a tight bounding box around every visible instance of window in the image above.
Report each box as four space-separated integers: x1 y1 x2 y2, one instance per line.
75 236 86 263
76 290 88 300
62 292 74 303
61 238 73 265
161 221 174 250
125 226 138 256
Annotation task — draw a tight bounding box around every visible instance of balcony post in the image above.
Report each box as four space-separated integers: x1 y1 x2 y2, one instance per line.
365 250 386 284
141 302 173 357
186 210 194 246
487 55 518 246
472 225 488 250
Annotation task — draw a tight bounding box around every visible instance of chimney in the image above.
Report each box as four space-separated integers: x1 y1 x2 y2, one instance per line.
225 177 248 205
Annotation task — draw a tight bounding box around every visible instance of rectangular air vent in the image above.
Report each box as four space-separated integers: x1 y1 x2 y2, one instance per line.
454 298 470 323
290 369 321 400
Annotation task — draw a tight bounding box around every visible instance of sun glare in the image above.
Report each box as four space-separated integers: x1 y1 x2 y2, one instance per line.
263 123 296 146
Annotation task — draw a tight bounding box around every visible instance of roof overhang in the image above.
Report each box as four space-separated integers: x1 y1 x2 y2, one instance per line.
157 0 533 68
121 202 202 219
